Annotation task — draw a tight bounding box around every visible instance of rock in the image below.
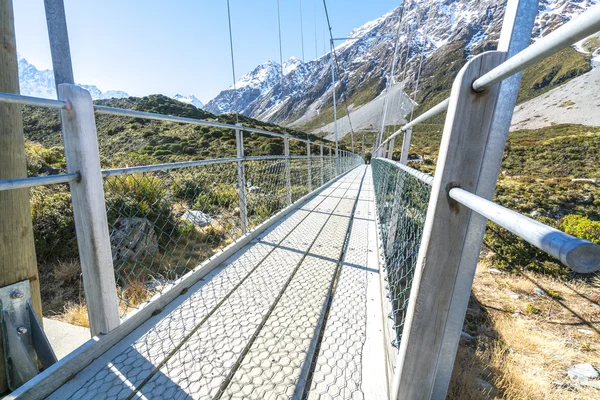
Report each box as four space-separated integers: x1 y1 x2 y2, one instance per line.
488 268 503 275
110 218 159 261
181 210 214 227
476 379 497 396
460 331 474 342
534 287 545 296
511 312 521 318
567 363 599 385
248 186 262 193
578 329 594 335
144 278 175 291
507 290 520 299
530 210 543 217
580 195 594 204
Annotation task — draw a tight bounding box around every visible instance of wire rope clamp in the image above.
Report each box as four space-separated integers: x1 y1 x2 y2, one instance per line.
0 280 57 390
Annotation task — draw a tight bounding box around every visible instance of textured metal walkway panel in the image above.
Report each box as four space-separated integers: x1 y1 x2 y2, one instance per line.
132 208 337 399
49 181 345 400
222 173 364 399
307 167 386 400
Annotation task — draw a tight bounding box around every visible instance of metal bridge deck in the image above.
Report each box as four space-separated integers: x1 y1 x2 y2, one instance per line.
49 165 388 400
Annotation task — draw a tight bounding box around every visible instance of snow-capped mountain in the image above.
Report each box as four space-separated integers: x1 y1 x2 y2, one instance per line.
18 55 129 100
172 94 204 109
203 57 303 115
205 0 598 127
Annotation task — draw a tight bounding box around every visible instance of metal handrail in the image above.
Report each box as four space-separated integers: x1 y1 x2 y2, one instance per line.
0 94 358 156
378 4 600 151
0 173 79 191
375 158 600 274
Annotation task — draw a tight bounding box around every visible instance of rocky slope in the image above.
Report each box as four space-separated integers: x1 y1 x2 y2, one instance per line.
206 0 599 132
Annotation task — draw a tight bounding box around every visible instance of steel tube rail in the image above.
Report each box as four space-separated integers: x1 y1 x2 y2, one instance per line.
379 98 449 150
473 4 600 92
449 187 600 274
0 173 79 191
94 106 348 152
377 157 434 185
0 92 66 109
101 157 243 177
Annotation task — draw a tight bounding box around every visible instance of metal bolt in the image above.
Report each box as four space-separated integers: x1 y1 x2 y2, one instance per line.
10 290 23 299
16 326 27 335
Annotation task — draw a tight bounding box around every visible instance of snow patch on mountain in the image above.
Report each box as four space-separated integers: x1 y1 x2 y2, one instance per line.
172 94 204 109
17 55 129 100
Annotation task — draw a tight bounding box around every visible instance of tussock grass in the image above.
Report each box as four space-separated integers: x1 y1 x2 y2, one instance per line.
449 263 600 399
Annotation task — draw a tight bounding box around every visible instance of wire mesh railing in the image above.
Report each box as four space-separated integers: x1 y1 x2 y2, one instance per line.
104 154 362 316
371 158 432 345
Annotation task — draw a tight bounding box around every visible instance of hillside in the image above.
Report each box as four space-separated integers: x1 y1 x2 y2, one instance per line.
22 94 338 175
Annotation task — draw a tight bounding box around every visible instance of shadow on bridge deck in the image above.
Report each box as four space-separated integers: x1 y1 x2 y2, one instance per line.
48 165 390 400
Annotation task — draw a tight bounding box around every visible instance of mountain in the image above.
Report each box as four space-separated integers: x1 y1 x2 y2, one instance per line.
172 94 204 109
204 0 598 131
203 57 303 115
17 55 129 100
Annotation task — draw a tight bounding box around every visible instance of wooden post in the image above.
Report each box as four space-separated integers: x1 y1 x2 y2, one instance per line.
236 126 248 234
399 128 412 165
44 0 74 89
58 84 120 336
284 137 292 206
392 51 506 400
306 142 312 192
0 0 42 392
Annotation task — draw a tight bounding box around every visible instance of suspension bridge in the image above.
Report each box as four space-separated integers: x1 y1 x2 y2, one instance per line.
1 0 600 399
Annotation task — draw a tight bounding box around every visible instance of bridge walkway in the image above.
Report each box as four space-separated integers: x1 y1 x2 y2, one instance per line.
49 165 389 400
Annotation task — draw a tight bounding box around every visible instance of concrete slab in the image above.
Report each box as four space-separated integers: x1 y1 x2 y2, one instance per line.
43 318 91 359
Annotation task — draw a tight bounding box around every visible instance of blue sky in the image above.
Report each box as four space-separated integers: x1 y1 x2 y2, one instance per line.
14 0 400 102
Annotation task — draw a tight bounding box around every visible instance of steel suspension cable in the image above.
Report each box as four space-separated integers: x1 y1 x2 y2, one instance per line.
377 2 407 149
313 0 318 58
226 0 239 124
299 0 305 61
276 0 284 90
322 0 356 152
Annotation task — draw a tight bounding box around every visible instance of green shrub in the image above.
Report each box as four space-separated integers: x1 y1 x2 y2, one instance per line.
30 187 76 262
561 215 600 244
105 175 178 241
192 183 238 214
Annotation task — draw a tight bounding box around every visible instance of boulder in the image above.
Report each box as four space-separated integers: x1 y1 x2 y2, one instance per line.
110 218 159 261
182 210 214 227
567 363 600 388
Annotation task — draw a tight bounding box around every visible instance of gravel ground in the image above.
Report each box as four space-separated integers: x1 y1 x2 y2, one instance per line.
511 59 600 131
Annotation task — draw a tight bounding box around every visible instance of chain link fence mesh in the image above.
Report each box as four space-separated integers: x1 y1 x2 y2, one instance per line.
372 157 432 345
104 154 362 316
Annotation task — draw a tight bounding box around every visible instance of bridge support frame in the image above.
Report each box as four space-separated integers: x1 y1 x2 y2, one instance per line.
58 84 120 337
392 1 538 398
399 128 411 165
236 125 249 234
284 137 292 206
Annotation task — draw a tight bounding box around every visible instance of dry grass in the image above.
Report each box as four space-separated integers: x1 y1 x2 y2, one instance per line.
59 302 90 328
448 261 600 399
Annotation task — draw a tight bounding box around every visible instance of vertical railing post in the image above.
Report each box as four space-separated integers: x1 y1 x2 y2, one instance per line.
399 127 412 165
329 146 332 179
58 84 120 336
392 1 538 394
44 0 74 89
307 142 312 192
387 137 395 160
284 137 292 206
320 144 324 186
236 125 248 234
